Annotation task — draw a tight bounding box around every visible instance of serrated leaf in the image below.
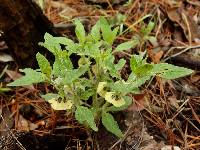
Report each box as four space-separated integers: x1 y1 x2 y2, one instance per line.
100 17 112 43
115 59 126 71
130 55 143 71
79 78 93 89
54 37 75 46
100 17 118 45
127 72 137 82
80 89 95 100
130 55 138 71
104 55 124 78
130 53 147 70
52 54 73 77
39 33 61 56
152 63 193 79
110 81 139 95
91 20 101 42
102 112 123 137
65 42 79 55
62 64 89 84
36 52 52 77
83 42 101 58
41 93 60 101
75 106 98 131
134 64 153 77
74 19 86 44
7 68 46 86
115 38 139 52
131 75 151 87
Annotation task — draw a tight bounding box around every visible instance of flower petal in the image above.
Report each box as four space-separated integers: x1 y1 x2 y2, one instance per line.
48 99 73 110
104 92 125 107
97 82 107 97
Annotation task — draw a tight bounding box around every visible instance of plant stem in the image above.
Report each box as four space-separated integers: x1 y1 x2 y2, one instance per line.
102 102 110 111
92 58 101 108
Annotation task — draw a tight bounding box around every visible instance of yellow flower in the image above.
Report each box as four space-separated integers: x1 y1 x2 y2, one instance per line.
48 99 73 110
97 82 107 97
104 92 125 107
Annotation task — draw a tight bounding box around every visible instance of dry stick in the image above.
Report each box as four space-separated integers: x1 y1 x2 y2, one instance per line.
155 9 167 38
0 65 8 79
180 113 200 132
106 0 114 13
171 98 190 120
130 112 145 150
163 45 200 62
125 0 139 16
108 125 132 150
0 114 26 150
184 122 189 149
182 13 192 45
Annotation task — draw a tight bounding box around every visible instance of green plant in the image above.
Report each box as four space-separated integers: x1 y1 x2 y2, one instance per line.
7 17 193 137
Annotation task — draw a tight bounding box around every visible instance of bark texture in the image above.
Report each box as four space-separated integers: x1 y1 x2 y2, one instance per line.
0 0 53 67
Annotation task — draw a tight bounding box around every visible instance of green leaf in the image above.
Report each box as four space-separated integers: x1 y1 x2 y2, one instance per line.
104 55 125 78
130 53 147 71
36 53 52 77
65 42 79 55
41 93 60 101
54 37 75 46
79 89 95 100
152 63 193 79
141 21 155 36
127 72 137 82
7 68 46 86
74 19 86 44
130 55 138 71
75 106 98 131
100 17 111 43
110 81 139 95
115 59 126 71
111 27 119 43
100 17 118 45
115 38 139 52
134 64 153 77
91 20 101 42
131 75 151 87
130 54 144 72
52 54 73 77
83 42 101 58
0 87 11 93
62 64 89 84
102 112 123 137
39 33 61 56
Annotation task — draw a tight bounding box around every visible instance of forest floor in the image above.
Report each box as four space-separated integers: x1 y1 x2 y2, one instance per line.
1 0 200 150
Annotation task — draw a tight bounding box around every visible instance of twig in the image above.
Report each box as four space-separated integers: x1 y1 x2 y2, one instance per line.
163 45 200 62
0 114 26 150
130 111 145 150
171 98 190 120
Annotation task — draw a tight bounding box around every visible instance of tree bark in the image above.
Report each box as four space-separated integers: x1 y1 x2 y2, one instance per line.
0 0 53 68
